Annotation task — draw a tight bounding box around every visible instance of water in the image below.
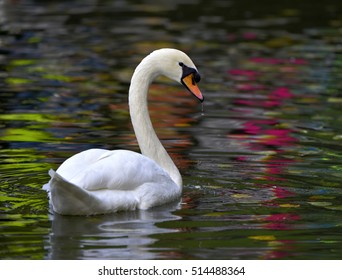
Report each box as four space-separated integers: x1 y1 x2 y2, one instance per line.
1 0 342 260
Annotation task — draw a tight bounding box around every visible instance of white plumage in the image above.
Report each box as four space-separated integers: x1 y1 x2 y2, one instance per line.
43 48 203 215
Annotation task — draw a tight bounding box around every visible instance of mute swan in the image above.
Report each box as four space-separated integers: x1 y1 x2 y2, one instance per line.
43 48 203 215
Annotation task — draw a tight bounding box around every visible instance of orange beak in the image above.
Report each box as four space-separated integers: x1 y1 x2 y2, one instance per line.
181 74 204 102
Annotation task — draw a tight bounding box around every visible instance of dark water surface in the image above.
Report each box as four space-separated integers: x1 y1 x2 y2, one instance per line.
1 0 342 259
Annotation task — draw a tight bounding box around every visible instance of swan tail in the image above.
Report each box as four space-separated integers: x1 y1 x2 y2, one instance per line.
44 169 139 215
45 169 104 215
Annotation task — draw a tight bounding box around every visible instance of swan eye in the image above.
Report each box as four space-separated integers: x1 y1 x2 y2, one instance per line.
179 62 184 67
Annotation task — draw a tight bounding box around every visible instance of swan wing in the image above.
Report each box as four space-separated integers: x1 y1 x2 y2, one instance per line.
52 148 110 182
53 148 172 191
43 148 181 215
47 169 139 215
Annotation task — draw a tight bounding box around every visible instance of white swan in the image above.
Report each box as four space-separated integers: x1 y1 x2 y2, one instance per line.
43 48 203 215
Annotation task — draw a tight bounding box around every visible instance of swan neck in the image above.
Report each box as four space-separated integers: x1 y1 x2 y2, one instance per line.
128 57 182 187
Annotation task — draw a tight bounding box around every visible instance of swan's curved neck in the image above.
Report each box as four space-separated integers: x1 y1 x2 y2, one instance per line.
128 55 182 187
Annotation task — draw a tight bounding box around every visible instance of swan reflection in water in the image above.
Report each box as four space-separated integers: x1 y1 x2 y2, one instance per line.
45 202 181 260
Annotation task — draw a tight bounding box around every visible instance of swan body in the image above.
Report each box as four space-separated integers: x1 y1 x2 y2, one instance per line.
43 48 203 215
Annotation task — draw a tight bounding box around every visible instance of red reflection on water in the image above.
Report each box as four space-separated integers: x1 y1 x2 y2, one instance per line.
271 185 294 199
263 213 300 230
228 63 301 247
230 99 298 183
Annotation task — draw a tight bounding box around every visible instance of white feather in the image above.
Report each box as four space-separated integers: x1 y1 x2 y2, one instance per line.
43 48 200 215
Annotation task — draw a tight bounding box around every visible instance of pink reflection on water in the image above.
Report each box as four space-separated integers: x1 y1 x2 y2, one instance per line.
235 84 266 92
271 87 294 98
228 64 302 247
271 186 295 199
259 129 297 147
227 53 310 259
250 57 307 65
228 69 260 80
235 86 294 107
243 32 258 40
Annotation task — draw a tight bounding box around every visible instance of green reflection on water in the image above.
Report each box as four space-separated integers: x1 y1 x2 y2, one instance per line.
0 0 342 260
0 148 50 215
0 213 50 260
0 113 55 123
0 128 54 142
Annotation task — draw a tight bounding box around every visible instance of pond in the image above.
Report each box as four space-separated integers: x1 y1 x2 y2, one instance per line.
1 0 342 260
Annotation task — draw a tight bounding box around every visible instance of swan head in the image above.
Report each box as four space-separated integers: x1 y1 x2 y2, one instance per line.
147 48 204 102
